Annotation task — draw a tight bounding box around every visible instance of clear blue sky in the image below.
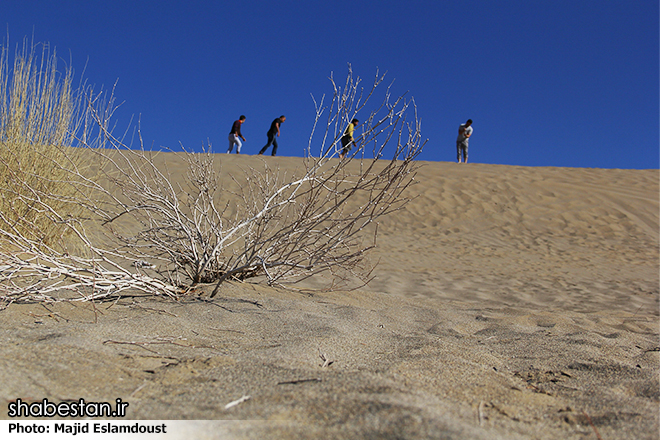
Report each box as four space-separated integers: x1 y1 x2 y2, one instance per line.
1 0 658 169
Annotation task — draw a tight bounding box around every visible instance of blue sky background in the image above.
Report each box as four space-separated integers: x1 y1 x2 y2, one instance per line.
1 0 658 169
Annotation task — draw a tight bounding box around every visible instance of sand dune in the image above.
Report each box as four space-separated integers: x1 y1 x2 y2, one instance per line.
370 163 658 312
1 155 657 439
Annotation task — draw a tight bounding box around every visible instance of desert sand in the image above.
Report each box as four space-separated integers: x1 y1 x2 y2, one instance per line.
1 154 658 439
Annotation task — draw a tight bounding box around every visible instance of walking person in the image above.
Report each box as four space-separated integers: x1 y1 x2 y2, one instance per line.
456 119 473 163
258 115 286 156
339 119 359 159
227 115 246 154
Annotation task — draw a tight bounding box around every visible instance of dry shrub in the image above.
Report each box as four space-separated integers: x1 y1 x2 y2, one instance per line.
87 67 425 293
0 63 425 302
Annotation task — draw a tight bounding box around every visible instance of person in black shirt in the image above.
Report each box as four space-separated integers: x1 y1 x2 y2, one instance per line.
227 115 246 154
258 115 286 156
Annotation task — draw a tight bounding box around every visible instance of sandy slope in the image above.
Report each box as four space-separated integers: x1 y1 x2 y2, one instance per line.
1 155 658 439
369 162 658 313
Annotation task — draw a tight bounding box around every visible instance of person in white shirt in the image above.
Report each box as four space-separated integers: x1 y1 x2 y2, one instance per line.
456 119 473 164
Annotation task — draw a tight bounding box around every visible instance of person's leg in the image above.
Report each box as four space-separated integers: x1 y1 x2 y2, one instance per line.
340 137 349 159
235 137 242 154
259 134 274 155
456 141 462 163
271 137 278 156
463 143 468 163
228 134 236 153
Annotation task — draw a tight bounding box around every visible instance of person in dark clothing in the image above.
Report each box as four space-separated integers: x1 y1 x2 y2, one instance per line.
227 115 246 154
258 115 286 156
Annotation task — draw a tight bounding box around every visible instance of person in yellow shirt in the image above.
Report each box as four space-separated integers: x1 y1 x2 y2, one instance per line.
339 119 359 159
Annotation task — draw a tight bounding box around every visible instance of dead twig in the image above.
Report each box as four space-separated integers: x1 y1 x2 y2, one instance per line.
129 382 148 399
582 411 604 440
277 378 322 385
103 338 219 352
318 348 334 368
209 327 245 335
224 395 251 410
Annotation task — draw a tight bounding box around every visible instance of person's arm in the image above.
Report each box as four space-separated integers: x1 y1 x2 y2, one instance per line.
464 130 471 138
276 122 281 136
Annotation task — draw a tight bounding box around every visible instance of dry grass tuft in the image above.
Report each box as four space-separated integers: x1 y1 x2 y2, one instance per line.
0 38 87 249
